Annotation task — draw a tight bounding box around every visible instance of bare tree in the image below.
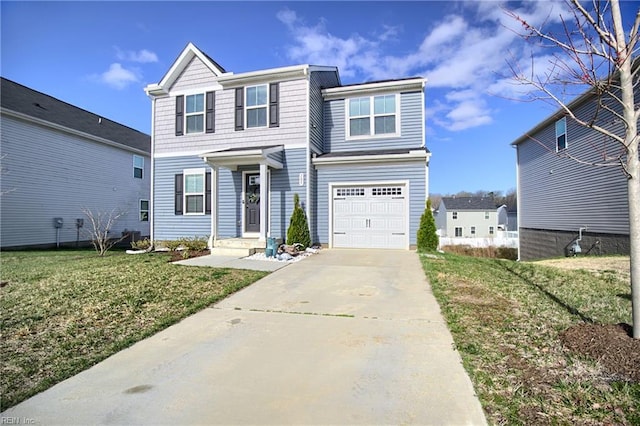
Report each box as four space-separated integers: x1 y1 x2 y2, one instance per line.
81 208 128 256
506 0 639 337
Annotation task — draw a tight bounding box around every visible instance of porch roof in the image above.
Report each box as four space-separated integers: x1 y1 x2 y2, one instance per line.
199 145 284 171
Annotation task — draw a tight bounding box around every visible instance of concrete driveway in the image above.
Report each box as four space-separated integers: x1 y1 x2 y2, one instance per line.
2 249 486 425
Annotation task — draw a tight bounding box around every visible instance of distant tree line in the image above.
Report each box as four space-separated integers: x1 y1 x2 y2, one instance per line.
429 188 517 211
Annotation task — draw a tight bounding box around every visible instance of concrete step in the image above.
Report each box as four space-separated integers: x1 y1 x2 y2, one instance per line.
214 238 265 250
209 247 256 257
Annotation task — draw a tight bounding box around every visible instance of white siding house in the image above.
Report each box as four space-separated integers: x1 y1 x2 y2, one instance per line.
0 78 151 249
435 197 499 238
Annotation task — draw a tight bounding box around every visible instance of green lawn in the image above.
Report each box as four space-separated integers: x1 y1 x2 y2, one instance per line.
420 253 638 425
0 250 268 410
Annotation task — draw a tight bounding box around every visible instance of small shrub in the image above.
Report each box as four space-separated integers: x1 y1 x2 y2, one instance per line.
162 240 182 251
286 194 311 249
179 236 208 251
417 199 439 252
130 238 152 250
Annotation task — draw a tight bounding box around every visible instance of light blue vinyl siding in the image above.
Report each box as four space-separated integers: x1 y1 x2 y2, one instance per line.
0 115 150 248
309 71 341 154
517 91 632 235
316 163 426 246
217 168 242 238
324 91 424 152
269 148 308 241
153 156 212 241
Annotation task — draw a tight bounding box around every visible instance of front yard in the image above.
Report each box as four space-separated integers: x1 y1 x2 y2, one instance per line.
421 253 639 425
0 250 268 410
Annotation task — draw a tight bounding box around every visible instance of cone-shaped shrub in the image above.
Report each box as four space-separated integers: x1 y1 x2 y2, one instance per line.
286 193 311 249
417 199 439 252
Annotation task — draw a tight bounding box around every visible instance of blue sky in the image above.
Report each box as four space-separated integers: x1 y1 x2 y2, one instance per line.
2 1 637 195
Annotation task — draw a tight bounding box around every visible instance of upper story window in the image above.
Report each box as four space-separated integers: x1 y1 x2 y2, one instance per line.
235 83 279 131
452 211 458 219
175 92 215 136
556 117 567 151
133 155 144 179
485 212 490 219
186 94 204 133
347 94 399 139
246 85 268 128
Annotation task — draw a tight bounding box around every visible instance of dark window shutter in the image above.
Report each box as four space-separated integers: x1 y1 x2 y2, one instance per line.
175 96 184 136
205 91 215 133
205 172 212 215
269 83 279 128
234 87 244 131
174 174 183 215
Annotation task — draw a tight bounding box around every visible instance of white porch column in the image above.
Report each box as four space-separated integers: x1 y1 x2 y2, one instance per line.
259 163 268 242
209 166 218 249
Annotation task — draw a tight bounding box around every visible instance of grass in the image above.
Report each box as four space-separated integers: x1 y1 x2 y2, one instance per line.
420 253 638 425
0 249 268 410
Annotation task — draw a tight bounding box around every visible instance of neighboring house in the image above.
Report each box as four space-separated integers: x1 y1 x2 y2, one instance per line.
497 205 518 232
144 43 430 250
0 77 151 249
434 197 498 238
512 83 637 260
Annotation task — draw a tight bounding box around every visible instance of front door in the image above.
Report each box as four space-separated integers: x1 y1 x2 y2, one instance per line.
244 173 260 234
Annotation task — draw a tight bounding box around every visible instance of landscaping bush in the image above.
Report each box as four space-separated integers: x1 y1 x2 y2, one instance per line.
286 193 311 249
130 238 152 250
417 199 439 252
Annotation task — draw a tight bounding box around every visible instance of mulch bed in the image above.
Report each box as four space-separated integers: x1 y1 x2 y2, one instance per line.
560 323 640 383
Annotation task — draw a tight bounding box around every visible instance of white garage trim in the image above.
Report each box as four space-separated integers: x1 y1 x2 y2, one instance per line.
328 180 410 249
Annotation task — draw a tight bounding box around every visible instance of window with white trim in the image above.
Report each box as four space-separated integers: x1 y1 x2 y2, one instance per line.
372 187 403 196
452 211 458 219
186 94 204 133
347 94 398 138
471 226 476 235
246 85 268 128
489 226 495 235
184 169 205 214
336 188 365 197
455 227 463 237
556 117 567 151
485 211 490 219
139 200 149 222
133 155 144 179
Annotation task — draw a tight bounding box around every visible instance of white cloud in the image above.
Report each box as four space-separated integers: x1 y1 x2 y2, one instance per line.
95 63 139 90
276 1 568 132
115 47 158 63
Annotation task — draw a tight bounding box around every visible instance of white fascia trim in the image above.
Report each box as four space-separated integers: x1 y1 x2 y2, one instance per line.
145 42 226 97
217 65 310 87
322 78 426 100
199 148 284 170
1 108 150 157
313 150 429 167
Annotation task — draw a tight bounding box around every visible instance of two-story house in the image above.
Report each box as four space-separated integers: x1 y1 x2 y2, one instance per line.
144 43 430 251
512 80 637 260
434 197 498 238
0 77 151 249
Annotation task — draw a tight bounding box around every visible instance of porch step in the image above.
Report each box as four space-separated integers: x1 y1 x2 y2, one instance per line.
209 247 256 257
214 238 265 250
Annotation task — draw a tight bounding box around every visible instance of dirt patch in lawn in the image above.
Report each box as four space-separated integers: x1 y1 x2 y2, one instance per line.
533 256 638 383
560 322 639 383
168 249 211 262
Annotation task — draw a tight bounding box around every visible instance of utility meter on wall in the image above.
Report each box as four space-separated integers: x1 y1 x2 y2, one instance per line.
53 218 63 228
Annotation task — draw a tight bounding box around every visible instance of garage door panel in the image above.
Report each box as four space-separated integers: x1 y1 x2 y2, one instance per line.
332 185 408 249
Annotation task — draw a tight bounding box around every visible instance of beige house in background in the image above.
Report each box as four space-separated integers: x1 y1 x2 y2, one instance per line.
434 197 498 238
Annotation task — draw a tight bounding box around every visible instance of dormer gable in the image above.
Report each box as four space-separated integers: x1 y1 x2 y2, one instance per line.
145 43 227 97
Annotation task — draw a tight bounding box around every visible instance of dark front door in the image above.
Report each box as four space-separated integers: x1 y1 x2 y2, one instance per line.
245 173 260 233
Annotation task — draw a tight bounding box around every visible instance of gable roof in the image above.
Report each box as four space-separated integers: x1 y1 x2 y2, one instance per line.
441 196 497 210
1 77 150 154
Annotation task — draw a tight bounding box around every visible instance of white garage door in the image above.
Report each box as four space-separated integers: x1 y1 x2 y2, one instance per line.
332 185 407 249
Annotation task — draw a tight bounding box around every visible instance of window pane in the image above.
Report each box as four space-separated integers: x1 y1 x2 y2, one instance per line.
557 134 566 150
374 95 395 114
186 115 203 133
247 107 267 128
133 155 144 168
247 85 267 107
186 94 204 113
186 195 203 213
349 98 370 117
555 118 566 135
349 117 370 136
374 116 395 134
185 174 203 193
140 200 149 210
140 211 149 221
134 167 143 179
